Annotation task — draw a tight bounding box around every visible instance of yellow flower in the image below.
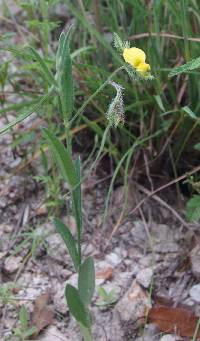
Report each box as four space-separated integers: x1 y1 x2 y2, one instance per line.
123 47 146 68
123 47 151 75
136 62 150 75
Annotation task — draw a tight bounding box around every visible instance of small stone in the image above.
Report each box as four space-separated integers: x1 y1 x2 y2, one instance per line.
3 224 13 233
4 256 22 274
10 157 21 168
137 323 159 341
160 335 177 341
60 269 72 279
68 273 78 287
116 271 133 289
136 268 153 288
189 284 200 303
105 253 121 267
115 279 151 324
46 233 69 261
190 245 200 279
82 243 95 256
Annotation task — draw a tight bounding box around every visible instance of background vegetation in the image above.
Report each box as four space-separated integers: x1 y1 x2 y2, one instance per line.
1 0 200 218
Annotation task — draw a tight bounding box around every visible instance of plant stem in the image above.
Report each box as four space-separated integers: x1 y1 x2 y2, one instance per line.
70 66 125 125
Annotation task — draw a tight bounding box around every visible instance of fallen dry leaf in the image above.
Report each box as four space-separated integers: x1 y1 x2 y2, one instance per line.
32 292 54 337
35 205 48 216
96 267 113 280
148 305 200 338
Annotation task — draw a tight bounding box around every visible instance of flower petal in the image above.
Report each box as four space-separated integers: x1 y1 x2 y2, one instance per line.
123 47 146 68
136 62 151 75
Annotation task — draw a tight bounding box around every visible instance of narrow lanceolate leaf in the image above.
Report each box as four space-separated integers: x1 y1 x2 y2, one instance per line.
56 28 74 119
29 46 57 87
19 305 28 330
182 106 197 120
78 257 95 306
65 284 90 328
54 218 80 270
42 128 77 188
169 56 200 77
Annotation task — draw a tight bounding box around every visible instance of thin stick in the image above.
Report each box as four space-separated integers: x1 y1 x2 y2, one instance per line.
135 182 189 229
129 32 200 43
129 164 200 220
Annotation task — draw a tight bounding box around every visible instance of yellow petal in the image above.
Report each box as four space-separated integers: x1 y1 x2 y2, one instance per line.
136 62 150 75
123 47 146 68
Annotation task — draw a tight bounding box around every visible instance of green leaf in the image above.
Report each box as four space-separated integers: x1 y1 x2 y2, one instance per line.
42 128 77 188
194 143 200 151
169 56 200 77
0 61 9 88
183 106 198 120
29 46 57 87
54 218 80 270
78 257 95 306
65 284 90 328
24 326 37 338
19 305 28 330
56 28 74 119
186 195 200 222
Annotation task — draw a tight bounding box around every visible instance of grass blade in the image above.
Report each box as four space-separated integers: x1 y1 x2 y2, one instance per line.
29 46 57 87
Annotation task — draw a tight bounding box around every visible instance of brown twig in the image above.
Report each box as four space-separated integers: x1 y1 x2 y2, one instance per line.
135 182 189 229
129 165 200 222
129 32 200 43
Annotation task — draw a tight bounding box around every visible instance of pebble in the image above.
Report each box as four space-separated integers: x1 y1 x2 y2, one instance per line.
136 323 159 341
115 279 151 324
160 335 178 341
189 284 200 303
3 224 13 233
190 245 200 279
60 269 72 279
136 268 153 288
46 233 69 261
82 243 95 256
105 253 121 267
68 273 78 288
4 256 22 274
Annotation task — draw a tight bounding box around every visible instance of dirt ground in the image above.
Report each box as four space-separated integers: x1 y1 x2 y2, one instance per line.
1 118 200 340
